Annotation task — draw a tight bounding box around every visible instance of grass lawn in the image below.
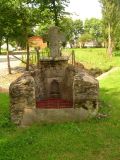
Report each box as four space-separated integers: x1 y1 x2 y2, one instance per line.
64 48 120 70
0 69 120 160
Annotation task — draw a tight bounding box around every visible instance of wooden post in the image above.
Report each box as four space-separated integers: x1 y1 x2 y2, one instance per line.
26 41 30 71
31 52 33 63
6 38 11 74
0 37 2 54
22 51 24 61
35 47 40 67
72 50 75 66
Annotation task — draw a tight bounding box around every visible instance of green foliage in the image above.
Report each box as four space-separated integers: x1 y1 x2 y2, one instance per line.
35 22 54 40
32 0 70 26
0 0 18 37
73 19 83 39
60 17 74 42
114 22 120 50
79 33 93 47
84 18 104 46
59 17 84 45
99 0 120 50
0 0 37 48
100 0 120 28
0 0 70 49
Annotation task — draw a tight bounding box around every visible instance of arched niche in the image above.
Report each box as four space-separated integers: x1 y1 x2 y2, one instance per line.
49 80 61 98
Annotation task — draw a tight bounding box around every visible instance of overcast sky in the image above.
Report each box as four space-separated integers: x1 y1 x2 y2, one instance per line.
66 0 102 20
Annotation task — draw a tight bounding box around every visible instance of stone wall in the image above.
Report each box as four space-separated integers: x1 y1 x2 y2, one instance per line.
9 73 36 125
73 71 99 116
32 59 73 101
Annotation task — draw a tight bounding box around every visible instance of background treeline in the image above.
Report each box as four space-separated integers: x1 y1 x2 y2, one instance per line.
0 0 120 56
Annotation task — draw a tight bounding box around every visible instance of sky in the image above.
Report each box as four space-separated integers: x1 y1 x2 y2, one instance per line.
66 0 102 20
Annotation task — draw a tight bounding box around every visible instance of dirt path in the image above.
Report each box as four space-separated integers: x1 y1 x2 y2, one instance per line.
0 72 24 92
0 61 25 93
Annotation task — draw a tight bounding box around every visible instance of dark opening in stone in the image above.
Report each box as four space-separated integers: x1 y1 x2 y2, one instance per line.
50 80 61 98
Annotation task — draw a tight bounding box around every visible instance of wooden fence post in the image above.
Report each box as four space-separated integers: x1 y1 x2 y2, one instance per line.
72 50 75 66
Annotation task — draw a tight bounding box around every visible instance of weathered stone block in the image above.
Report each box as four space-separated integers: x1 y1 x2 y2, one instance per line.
9 73 36 125
73 72 99 113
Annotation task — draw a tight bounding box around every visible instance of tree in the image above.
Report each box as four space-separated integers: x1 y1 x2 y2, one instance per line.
79 33 93 48
59 17 84 47
73 19 83 40
33 0 70 26
59 17 74 42
0 0 19 73
114 23 120 50
16 0 35 71
0 0 37 72
0 0 70 72
100 0 120 56
84 18 104 46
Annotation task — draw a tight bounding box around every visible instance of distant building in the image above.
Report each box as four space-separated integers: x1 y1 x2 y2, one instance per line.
66 42 71 48
84 41 98 48
1 44 15 51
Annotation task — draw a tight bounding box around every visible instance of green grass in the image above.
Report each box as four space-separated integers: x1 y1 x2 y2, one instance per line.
64 48 120 70
0 69 120 160
0 93 10 127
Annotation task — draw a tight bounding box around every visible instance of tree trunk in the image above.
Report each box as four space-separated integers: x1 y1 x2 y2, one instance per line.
0 37 2 54
107 23 113 57
52 0 59 26
6 38 11 74
0 42 1 54
26 41 30 71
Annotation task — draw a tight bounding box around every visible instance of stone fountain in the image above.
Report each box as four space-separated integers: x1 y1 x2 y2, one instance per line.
9 26 99 126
